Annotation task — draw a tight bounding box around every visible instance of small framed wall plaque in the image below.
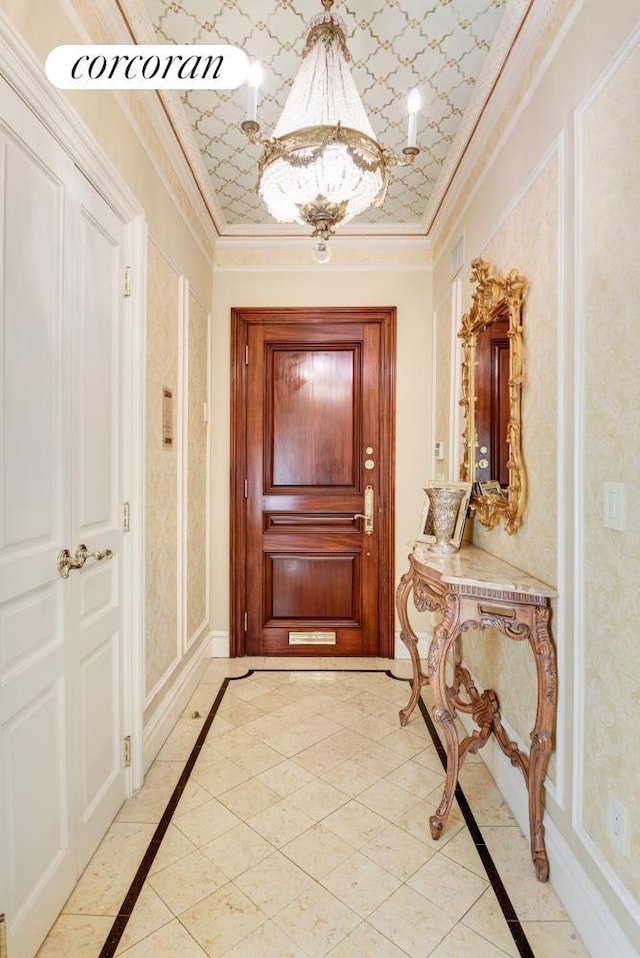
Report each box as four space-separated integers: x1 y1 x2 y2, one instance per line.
162 387 173 447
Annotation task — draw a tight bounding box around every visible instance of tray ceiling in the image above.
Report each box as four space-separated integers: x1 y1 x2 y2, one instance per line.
124 0 534 238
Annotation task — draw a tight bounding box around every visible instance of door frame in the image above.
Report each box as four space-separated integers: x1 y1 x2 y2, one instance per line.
230 307 396 658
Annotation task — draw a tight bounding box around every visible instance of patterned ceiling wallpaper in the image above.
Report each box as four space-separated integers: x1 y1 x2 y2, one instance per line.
137 0 524 234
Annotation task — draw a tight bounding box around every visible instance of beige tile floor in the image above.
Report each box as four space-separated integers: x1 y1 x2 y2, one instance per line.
37 657 588 957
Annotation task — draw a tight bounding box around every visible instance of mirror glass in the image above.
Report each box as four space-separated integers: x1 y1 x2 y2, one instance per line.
459 258 527 534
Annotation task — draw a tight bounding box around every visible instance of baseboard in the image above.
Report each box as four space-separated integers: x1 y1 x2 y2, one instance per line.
142 634 212 772
456 708 637 958
210 631 230 657
544 818 637 958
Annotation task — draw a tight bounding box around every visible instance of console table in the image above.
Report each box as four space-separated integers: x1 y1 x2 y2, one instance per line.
396 542 557 881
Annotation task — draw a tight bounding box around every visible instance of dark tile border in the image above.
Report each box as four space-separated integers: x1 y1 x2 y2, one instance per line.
99 669 534 957
98 676 236 957
412 688 535 957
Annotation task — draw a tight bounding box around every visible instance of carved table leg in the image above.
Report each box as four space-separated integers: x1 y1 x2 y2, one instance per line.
427 595 461 840
396 563 428 726
526 605 557 881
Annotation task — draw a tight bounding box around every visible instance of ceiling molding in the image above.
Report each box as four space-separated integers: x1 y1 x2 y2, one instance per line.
431 0 567 253
219 221 430 239
68 0 556 247
114 0 230 235
421 0 536 235
0 5 142 222
70 0 219 254
214 234 432 251
127 0 521 239
213 262 432 274
213 233 433 272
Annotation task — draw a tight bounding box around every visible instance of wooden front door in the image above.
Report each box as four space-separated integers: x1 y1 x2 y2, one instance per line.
231 308 395 657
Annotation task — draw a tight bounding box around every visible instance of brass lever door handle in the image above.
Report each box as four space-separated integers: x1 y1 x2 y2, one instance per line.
354 485 374 535
57 543 113 579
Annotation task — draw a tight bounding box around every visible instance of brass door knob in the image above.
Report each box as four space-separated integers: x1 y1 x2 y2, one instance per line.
57 543 113 579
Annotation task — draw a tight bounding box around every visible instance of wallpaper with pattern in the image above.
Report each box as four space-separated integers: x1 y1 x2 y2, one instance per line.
434 291 453 482
135 0 524 232
431 2 639 921
462 155 559 766
432 0 577 261
581 44 639 896
145 240 180 698
186 290 209 645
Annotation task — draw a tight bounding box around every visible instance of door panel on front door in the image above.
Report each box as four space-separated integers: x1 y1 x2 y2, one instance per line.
269 347 357 488
266 554 360 622
245 321 385 656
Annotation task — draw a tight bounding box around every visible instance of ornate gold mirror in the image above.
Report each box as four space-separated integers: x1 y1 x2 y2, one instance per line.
459 258 527 534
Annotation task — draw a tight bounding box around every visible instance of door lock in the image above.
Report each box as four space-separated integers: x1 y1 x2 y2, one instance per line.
354 484 374 535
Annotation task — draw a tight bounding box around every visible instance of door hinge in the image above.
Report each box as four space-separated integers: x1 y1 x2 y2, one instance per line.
123 266 131 297
245 344 249 365
244 478 248 499
244 611 248 632
0 913 7 958
123 736 132 767
122 501 130 532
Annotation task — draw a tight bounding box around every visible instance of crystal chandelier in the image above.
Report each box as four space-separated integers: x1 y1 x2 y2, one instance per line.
241 0 420 263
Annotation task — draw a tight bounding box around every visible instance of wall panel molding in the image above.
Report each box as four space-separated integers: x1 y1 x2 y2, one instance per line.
144 238 181 708
478 134 564 256
572 24 640 915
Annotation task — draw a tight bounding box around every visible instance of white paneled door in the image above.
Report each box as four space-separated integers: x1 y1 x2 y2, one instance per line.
0 81 129 958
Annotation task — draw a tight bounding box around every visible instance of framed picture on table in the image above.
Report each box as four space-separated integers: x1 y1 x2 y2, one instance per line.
479 480 503 497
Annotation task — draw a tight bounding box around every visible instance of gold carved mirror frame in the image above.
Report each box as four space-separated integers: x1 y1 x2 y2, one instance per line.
459 258 527 534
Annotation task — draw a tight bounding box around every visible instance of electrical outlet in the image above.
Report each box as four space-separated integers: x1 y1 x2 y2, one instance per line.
607 793 629 854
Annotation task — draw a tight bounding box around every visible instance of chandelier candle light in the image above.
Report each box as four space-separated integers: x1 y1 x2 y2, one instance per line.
241 0 421 263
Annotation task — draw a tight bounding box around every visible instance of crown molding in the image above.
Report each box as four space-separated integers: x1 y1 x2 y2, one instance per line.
0 5 141 222
67 0 219 255
435 0 587 267
427 0 565 245
213 233 433 273
69 0 551 248
218 220 429 239
214 233 432 252
73 0 449 244
113 0 229 235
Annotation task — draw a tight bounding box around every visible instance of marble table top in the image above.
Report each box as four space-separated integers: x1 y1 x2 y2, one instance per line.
412 542 558 598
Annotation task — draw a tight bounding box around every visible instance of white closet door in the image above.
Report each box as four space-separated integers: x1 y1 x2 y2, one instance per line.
70 173 126 864
0 80 127 958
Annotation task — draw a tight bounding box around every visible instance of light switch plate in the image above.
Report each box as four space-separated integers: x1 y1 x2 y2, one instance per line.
603 481 624 531
434 441 445 461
